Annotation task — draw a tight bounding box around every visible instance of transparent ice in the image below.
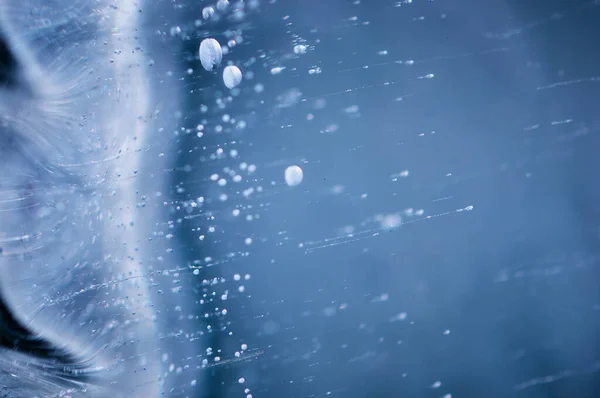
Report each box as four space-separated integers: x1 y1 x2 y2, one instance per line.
0 0 599 398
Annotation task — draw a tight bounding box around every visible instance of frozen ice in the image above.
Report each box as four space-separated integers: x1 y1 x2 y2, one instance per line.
1 1 596 398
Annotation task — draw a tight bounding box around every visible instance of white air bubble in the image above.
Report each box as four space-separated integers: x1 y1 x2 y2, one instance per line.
223 65 243 89
216 0 229 11
294 44 307 54
284 165 304 187
199 38 222 71
202 6 215 20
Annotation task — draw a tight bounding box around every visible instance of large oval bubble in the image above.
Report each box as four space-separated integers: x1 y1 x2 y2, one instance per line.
199 38 223 72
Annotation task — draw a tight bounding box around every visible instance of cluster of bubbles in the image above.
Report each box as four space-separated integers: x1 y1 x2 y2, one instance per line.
197 34 303 184
199 37 242 89
173 5 310 393
178 1 473 396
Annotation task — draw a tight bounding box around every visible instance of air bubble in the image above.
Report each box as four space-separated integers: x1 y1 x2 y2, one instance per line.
223 65 243 89
284 165 304 187
199 38 222 71
294 44 307 54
